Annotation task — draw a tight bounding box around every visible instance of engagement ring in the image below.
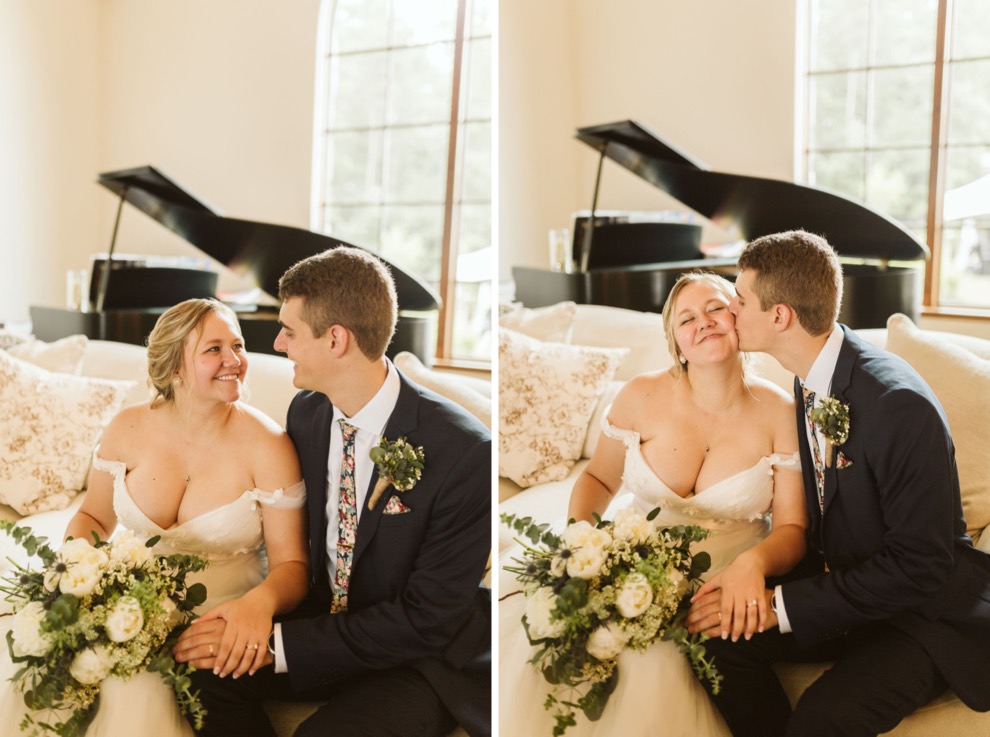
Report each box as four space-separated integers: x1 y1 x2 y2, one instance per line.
746 599 758 608
248 643 259 650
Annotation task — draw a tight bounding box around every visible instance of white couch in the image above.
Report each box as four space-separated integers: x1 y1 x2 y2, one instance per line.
0 335 490 737
498 302 990 736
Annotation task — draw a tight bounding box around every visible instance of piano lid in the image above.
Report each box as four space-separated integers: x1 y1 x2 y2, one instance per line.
97 166 441 312
576 120 929 263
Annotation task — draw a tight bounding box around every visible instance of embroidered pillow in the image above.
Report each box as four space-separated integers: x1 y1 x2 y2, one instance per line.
0 350 134 515
499 328 627 488
885 313 990 538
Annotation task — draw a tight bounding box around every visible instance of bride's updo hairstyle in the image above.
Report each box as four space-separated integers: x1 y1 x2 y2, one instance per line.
146 298 242 408
661 272 738 376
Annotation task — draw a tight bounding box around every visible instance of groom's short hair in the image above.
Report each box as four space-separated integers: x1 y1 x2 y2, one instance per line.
278 246 398 360
738 230 842 336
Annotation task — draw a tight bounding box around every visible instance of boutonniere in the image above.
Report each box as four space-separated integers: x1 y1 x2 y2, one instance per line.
367 436 425 510
809 396 850 468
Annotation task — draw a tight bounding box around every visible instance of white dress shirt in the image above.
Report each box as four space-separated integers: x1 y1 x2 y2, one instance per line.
775 325 844 634
272 360 401 672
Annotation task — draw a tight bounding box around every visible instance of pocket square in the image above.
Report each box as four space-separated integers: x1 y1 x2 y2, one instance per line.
836 451 853 470
383 494 412 515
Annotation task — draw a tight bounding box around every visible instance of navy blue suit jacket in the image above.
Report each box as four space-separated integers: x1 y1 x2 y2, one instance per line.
785 326 990 710
281 370 491 736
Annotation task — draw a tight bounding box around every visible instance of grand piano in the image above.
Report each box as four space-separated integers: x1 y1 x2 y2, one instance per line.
31 166 440 362
513 120 928 327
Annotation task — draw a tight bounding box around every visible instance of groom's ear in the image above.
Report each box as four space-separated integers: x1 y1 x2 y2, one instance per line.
326 324 352 356
770 304 795 332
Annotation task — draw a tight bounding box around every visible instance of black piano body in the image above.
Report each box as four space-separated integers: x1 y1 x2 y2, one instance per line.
513 120 927 328
30 166 440 362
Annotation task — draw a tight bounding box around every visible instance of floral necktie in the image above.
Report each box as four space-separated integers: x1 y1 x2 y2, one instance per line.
331 420 358 613
803 387 825 512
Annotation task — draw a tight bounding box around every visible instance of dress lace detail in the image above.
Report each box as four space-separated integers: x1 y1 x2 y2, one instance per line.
498 411 800 737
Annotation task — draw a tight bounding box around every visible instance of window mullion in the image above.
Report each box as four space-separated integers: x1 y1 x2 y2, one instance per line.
925 0 952 306
435 0 468 360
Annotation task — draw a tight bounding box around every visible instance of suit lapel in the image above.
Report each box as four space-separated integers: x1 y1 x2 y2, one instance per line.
353 371 420 564
821 326 857 516
305 397 334 585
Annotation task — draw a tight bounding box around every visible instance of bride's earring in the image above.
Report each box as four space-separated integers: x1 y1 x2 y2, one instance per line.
678 354 687 366
173 376 183 387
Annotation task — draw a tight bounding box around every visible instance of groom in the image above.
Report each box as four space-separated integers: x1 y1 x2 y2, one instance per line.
688 230 990 736
180 246 491 737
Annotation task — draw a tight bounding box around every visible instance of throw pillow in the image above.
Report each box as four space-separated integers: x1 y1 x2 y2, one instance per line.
499 328 627 488
0 350 134 515
7 334 88 374
885 313 990 537
498 301 577 343
393 351 492 430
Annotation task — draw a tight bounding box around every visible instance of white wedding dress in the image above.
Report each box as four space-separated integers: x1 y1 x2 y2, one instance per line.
0 452 305 737
499 418 799 737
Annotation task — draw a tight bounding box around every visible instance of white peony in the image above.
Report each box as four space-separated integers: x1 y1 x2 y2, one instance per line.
109 530 153 566
10 601 51 657
611 508 653 545
566 545 609 580
56 538 109 597
105 596 145 642
615 573 654 618
525 587 565 640
668 568 688 596
69 645 113 685
586 622 629 660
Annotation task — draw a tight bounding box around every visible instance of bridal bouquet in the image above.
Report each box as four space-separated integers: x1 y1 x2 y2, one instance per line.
0 521 209 736
501 508 721 736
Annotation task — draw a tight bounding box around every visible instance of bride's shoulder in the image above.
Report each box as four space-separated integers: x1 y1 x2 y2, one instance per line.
610 369 676 424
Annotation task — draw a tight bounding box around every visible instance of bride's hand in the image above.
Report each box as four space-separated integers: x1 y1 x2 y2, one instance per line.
701 557 768 641
195 595 273 678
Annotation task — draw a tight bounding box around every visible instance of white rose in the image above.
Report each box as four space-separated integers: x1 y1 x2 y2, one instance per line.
105 596 145 642
109 531 153 567
668 568 687 596
566 545 609 580
10 601 51 657
56 539 108 597
586 622 628 660
560 521 612 551
611 508 653 545
525 587 565 640
69 645 113 685
616 573 654 618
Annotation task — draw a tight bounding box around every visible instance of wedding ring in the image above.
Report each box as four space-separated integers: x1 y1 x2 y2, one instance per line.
248 643 259 650
747 599 758 608
208 644 214 655
716 612 722 622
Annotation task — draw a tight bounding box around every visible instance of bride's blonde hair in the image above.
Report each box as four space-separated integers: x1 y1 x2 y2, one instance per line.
661 272 739 376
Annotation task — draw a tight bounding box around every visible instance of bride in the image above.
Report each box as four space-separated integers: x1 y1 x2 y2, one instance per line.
0 298 309 736
499 272 808 737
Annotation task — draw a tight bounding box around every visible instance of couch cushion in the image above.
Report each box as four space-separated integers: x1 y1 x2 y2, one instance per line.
570 304 668 381
0 351 133 515
79 339 152 408
498 460 591 552
885 313 990 537
498 329 625 488
499 301 576 343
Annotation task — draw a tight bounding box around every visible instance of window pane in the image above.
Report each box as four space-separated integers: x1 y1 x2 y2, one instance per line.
322 204 381 249
809 151 866 201
947 59 990 145
944 145 990 194
873 0 938 66
809 0 868 71
460 121 491 202
388 44 455 125
469 0 492 36
870 66 934 147
810 72 867 150
461 37 491 121
459 203 491 254
385 126 449 204
952 0 990 60
865 149 930 223
451 279 491 360
329 0 389 53
392 0 458 45
328 52 387 130
380 204 445 282
939 220 990 308
325 130 383 206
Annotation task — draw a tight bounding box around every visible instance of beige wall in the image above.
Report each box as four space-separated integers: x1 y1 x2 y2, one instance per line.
498 0 798 281
0 0 320 325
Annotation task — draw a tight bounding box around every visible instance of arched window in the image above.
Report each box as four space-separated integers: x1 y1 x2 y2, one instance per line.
313 0 492 362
